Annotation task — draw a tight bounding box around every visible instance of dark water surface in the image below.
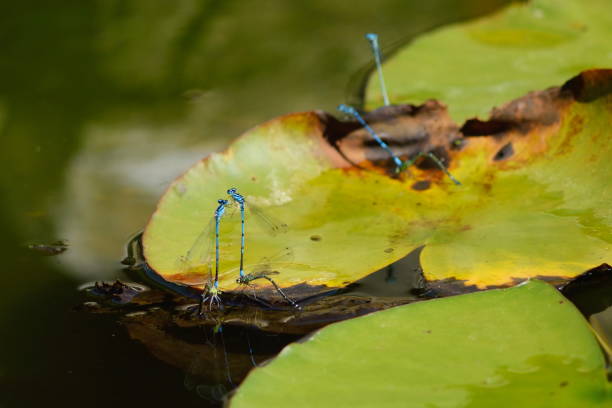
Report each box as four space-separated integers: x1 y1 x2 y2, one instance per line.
9 1 604 406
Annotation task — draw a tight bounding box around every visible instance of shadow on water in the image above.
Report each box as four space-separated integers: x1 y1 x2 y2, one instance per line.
77 235 428 404
79 234 612 404
3 1 594 407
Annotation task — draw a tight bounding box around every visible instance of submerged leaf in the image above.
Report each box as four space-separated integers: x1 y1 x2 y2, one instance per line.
230 280 611 407
25 240 68 256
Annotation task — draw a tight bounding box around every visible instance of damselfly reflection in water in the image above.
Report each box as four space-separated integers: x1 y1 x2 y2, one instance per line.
180 318 303 404
183 321 251 403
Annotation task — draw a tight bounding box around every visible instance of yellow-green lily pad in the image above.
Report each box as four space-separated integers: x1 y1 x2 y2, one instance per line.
365 0 612 123
342 71 611 289
417 75 612 288
230 280 611 407
143 71 611 296
143 112 425 296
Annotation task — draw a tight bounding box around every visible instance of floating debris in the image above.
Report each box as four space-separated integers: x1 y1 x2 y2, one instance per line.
26 240 69 256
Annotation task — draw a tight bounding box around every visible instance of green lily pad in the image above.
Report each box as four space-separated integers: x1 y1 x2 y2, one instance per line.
143 112 425 295
365 0 612 123
417 77 612 288
230 280 611 407
144 71 611 296
337 71 612 289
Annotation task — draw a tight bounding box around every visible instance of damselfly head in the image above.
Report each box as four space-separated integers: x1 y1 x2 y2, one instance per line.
337 104 356 116
227 188 237 195
218 199 229 205
365 33 378 44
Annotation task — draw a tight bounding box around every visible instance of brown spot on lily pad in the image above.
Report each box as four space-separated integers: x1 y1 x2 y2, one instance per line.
327 101 460 176
411 180 431 191
555 114 584 156
165 272 207 286
493 142 514 161
461 119 514 136
561 69 612 102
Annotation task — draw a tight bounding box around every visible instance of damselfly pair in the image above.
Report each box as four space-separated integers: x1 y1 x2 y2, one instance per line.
338 33 461 186
180 188 300 312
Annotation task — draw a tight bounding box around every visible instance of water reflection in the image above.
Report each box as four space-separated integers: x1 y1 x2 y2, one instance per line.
121 315 302 403
0 1 541 406
55 116 223 279
79 255 419 403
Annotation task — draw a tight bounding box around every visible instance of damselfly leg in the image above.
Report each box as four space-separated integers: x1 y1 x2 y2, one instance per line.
199 280 223 314
238 272 301 310
235 247 301 310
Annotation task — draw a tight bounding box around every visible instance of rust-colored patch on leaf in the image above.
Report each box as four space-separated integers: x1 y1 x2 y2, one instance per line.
417 69 612 288
325 70 610 190
461 119 514 136
411 180 431 191
425 274 578 297
453 70 611 177
325 100 460 179
450 86 580 178
561 69 612 102
555 113 584 157
165 272 208 286
462 87 567 140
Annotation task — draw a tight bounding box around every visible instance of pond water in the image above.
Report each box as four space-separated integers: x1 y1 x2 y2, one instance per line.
4 1 610 407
